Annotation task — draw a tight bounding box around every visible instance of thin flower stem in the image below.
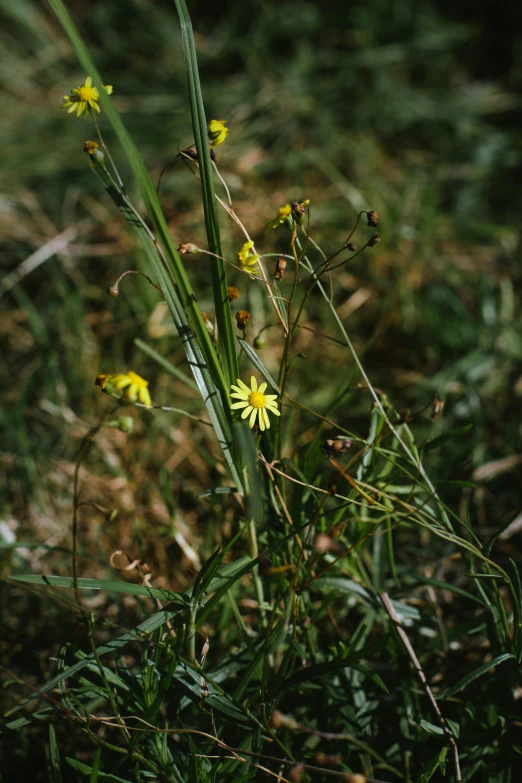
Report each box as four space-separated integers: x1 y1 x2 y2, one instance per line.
91 111 125 192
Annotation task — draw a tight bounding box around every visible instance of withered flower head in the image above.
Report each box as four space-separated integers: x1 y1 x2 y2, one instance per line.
366 210 379 227
291 199 310 223
344 242 358 252
431 393 445 421
227 286 239 302
274 257 287 280
368 232 380 247
235 309 251 330
324 437 353 455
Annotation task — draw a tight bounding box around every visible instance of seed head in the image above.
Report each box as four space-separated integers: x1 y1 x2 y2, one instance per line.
368 232 380 247
366 210 379 227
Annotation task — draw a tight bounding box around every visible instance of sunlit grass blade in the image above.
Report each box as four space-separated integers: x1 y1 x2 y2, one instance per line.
172 0 238 386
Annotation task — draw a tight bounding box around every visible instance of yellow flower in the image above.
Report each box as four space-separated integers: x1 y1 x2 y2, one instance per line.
237 240 259 277
230 376 280 431
62 76 113 118
208 119 229 148
264 203 292 231
98 371 152 408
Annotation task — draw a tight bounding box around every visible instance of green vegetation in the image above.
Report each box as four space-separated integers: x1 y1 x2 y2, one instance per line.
2 1 522 781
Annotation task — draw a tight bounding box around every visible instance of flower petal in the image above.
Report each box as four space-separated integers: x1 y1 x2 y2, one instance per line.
250 376 257 392
231 401 249 410
85 76 92 88
231 393 248 402
259 409 266 431
139 387 152 407
263 408 271 429
258 382 267 394
265 405 280 416
235 379 250 393
241 406 253 419
249 408 257 428
264 395 278 402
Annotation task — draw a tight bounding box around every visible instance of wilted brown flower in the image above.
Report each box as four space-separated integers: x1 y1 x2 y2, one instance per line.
366 210 379 227
274 257 287 280
235 309 251 330
368 232 380 247
345 242 358 252
227 286 239 301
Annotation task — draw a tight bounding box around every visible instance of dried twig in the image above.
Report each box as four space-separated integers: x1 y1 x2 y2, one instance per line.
379 592 461 782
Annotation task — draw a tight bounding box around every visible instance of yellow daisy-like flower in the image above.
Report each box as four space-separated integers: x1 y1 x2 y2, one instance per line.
102 371 152 408
237 240 259 277
264 203 292 231
208 119 229 148
62 76 113 119
230 376 280 431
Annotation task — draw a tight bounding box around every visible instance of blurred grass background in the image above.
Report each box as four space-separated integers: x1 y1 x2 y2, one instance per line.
2 0 522 776
3 0 522 530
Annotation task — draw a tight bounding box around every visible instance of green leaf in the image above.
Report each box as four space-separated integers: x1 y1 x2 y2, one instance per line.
272 658 359 698
10 575 188 605
424 423 473 453
47 724 62 783
134 338 198 392
237 338 280 393
171 0 237 385
89 749 101 783
66 758 132 782
437 653 515 699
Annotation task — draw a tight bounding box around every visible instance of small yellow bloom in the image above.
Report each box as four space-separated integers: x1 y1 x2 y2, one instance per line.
264 204 292 231
96 371 152 408
237 240 259 277
230 376 280 432
62 76 113 119
208 119 229 148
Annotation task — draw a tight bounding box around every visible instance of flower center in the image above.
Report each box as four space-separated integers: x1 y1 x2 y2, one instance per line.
78 86 97 102
248 391 266 409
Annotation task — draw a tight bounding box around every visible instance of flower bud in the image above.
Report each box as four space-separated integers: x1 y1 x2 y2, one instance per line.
366 210 379 227
227 286 239 302
324 437 353 455
117 416 134 433
270 711 299 730
253 332 266 349
178 243 201 255
368 232 380 247
201 312 214 334
274 257 287 281
108 284 119 297
235 310 251 330
84 140 105 165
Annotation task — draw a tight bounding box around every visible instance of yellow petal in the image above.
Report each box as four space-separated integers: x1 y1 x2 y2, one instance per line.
139 386 152 407
258 382 267 394
85 76 92 88
250 376 257 392
231 401 249 409
241 406 253 420
248 408 257 428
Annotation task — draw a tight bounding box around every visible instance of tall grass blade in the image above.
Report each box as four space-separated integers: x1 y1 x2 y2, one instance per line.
172 0 238 386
